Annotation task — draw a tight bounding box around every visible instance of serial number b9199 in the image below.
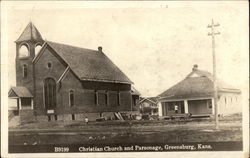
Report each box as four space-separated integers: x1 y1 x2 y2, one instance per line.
54 147 70 152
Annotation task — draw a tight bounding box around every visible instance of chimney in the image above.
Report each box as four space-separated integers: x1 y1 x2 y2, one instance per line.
98 46 102 52
192 64 198 71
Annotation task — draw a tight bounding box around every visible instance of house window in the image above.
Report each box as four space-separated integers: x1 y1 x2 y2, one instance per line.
23 64 27 78
69 90 75 106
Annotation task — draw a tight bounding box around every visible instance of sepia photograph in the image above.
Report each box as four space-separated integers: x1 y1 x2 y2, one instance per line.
1 1 249 158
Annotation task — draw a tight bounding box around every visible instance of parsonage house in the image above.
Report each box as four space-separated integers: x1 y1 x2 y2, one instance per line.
8 22 139 123
157 65 241 117
138 97 158 115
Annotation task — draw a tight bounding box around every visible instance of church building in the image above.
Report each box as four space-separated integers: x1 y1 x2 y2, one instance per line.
8 22 139 123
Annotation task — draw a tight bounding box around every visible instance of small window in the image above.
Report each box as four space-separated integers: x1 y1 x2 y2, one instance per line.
69 90 75 107
47 62 52 69
72 114 75 120
23 65 27 78
55 115 57 121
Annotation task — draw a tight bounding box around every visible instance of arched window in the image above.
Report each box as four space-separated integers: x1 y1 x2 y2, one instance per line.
23 64 27 78
19 44 29 58
35 44 42 56
69 90 75 107
44 78 56 109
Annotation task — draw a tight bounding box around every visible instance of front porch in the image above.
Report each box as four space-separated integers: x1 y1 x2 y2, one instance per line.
9 87 34 112
158 98 214 117
8 87 35 124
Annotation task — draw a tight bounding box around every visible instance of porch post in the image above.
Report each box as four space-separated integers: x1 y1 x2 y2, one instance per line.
19 98 22 110
212 98 215 114
31 99 34 109
184 100 188 113
158 102 163 116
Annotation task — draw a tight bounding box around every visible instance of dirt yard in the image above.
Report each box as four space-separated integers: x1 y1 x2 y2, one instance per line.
9 114 242 145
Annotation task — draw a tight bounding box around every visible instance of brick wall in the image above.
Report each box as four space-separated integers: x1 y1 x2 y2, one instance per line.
34 46 68 115
33 45 134 117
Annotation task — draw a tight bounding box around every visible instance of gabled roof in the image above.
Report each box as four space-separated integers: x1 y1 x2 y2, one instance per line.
139 97 157 104
158 66 241 100
8 87 33 98
41 41 133 84
16 22 43 43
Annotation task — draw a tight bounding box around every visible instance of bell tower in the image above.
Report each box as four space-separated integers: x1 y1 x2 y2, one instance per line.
15 22 44 94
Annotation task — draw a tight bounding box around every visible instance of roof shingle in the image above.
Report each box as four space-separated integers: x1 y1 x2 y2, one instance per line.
158 69 241 100
8 87 33 98
46 41 133 84
16 22 43 43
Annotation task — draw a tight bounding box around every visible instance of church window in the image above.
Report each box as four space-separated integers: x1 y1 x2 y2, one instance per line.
105 91 108 106
19 44 29 58
44 78 57 109
35 44 42 56
69 90 75 107
117 91 120 106
95 90 98 106
23 64 27 78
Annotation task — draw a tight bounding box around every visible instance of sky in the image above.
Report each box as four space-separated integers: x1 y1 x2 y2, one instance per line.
1 1 249 97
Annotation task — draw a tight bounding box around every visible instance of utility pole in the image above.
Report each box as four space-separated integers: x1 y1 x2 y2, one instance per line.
207 19 220 129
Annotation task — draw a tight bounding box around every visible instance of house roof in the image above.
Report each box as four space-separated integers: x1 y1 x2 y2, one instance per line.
8 87 33 98
139 97 157 104
158 66 241 100
46 41 133 84
16 22 43 43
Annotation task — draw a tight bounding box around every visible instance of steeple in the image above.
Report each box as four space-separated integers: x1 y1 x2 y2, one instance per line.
15 22 44 95
15 22 43 43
